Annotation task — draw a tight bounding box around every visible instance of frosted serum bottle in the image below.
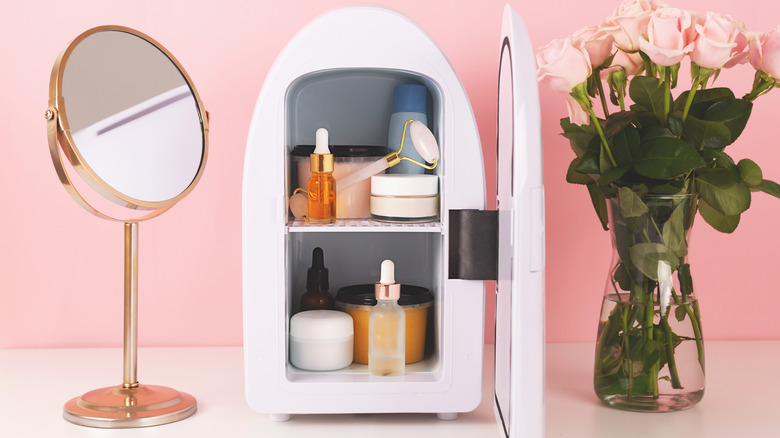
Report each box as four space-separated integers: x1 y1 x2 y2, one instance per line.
368 259 406 376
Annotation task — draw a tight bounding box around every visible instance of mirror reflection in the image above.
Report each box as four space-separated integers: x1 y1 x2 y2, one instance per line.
62 30 204 204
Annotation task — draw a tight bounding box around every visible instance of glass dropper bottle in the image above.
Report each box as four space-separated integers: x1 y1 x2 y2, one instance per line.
368 259 405 376
307 128 336 224
300 247 335 311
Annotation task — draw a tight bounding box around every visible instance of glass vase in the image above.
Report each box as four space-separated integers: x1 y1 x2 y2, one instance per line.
594 194 704 412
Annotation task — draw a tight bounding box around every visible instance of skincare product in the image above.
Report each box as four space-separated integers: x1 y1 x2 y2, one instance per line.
300 247 335 311
307 128 336 223
336 284 433 365
289 310 354 371
387 84 429 174
368 260 405 376
370 174 439 223
293 145 386 219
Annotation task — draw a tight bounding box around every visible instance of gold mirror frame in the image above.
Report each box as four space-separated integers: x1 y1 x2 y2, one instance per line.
46 24 209 221
46 25 208 428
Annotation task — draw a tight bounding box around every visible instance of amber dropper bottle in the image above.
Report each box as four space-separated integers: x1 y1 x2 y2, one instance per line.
307 128 336 224
300 247 335 311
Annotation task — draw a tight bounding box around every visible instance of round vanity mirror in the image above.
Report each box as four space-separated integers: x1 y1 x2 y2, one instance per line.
46 25 207 428
48 25 207 216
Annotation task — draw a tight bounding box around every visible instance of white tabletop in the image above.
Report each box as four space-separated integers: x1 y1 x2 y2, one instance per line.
0 341 777 437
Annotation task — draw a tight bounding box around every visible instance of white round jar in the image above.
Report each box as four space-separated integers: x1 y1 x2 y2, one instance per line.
289 310 354 371
370 174 439 223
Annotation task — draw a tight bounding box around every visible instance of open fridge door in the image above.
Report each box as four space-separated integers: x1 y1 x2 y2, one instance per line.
493 5 545 438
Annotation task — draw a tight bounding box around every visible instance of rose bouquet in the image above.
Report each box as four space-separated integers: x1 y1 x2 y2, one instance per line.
537 0 780 411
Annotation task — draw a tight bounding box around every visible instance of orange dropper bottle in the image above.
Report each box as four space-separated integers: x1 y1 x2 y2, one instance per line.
307 128 336 224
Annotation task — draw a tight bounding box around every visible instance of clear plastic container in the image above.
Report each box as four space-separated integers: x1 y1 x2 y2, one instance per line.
293 145 387 219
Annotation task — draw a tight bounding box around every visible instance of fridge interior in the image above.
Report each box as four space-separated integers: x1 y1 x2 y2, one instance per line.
284 68 443 221
282 68 446 383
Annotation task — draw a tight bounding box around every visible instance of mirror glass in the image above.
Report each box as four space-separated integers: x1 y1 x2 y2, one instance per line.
61 30 204 204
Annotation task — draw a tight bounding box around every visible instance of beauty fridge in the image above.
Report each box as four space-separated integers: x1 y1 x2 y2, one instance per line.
242 5 544 437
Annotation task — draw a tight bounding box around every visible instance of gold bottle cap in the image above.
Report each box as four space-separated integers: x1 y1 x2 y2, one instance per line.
310 153 334 173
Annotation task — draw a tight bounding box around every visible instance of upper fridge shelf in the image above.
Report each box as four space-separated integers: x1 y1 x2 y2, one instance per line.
287 218 442 233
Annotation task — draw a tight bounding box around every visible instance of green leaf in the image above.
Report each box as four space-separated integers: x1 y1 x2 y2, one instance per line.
701 98 753 145
648 182 688 195
600 147 614 174
698 198 740 233
561 117 596 134
737 159 763 187
587 184 609 230
605 111 639 138
662 201 687 257
566 157 594 185
634 138 706 179
682 115 731 150
673 87 735 117
668 113 683 136
618 187 649 217
678 264 693 296
562 132 596 158
611 124 641 164
756 179 780 199
629 243 680 281
629 76 668 122
675 304 688 322
561 118 598 157
600 164 631 186
695 168 751 215
576 150 600 174
701 149 740 181
640 125 674 143
613 263 633 291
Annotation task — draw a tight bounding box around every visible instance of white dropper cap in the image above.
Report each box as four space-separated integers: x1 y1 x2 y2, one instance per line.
311 128 333 173
375 259 400 300
380 259 395 284
314 128 330 154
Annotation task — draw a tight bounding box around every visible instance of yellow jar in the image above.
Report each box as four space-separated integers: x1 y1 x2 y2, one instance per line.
336 284 433 365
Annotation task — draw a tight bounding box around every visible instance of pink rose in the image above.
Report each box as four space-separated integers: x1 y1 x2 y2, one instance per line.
602 0 667 52
536 37 592 93
690 12 747 69
749 27 780 79
573 26 615 67
564 93 590 126
639 8 696 66
609 50 644 76
723 31 750 68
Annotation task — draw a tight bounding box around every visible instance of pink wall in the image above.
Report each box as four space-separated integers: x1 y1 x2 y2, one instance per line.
0 0 778 349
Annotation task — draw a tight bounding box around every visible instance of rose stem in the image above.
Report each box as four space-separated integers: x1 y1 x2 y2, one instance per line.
645 281 659 398
621 302 633 398
596 76 610 118
663 68 671 122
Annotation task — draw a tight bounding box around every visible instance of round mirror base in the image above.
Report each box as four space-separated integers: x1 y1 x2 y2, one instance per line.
63 384 196 428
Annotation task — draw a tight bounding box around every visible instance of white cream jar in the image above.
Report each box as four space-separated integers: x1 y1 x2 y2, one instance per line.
370 174 439 223
289 310 354 371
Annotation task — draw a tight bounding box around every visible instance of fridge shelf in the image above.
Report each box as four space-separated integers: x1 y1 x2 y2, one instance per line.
287 219 442 233
287 354 441 384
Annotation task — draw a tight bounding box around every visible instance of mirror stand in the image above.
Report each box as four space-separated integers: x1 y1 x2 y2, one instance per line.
63 222 197 428
49 25 207 428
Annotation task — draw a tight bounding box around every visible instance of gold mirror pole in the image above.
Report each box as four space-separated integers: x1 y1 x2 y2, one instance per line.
123 222 139 389
63 221 197 428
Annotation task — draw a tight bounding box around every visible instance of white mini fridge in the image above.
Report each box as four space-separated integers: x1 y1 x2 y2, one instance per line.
242 5 544 437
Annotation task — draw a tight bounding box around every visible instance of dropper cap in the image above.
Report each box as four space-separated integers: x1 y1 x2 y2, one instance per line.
311 128 334 173
375 259 400 300
306 247 329 292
